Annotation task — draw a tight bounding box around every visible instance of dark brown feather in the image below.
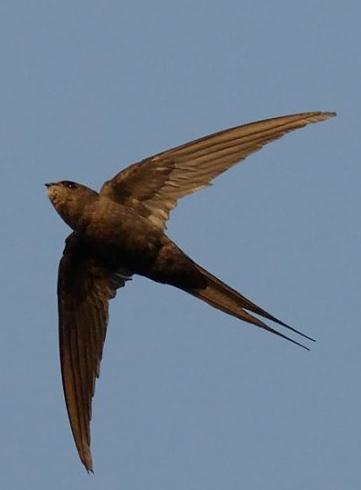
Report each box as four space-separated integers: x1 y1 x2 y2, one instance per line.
48 111 335 471
58 233 129 471
186 264 315 350
100 112 335 229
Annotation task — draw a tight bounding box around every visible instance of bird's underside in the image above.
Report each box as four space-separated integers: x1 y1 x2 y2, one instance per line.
48 111 335 471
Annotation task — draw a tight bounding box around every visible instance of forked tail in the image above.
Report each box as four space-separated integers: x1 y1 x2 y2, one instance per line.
186 264 315 350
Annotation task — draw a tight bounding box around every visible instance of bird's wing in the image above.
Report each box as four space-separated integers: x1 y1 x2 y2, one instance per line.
57 232 131 472
100 111 335 229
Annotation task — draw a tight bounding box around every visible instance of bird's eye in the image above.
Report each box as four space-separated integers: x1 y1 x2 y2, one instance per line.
62 181 78 190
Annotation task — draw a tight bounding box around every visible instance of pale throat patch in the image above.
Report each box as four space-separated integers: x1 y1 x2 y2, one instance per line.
47 187 64 206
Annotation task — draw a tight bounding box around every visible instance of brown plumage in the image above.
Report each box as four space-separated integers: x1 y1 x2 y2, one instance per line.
46 111 335 471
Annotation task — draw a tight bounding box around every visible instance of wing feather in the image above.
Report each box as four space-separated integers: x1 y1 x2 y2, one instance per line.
100 111 335 229
58 233 130 472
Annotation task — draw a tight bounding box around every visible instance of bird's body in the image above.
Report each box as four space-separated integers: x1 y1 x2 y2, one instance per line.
60 190 202 287
82 195 165 273
46 111 335 471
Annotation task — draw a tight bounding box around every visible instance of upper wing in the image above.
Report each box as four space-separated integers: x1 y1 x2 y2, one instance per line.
100 111 335 229
57 233 131 472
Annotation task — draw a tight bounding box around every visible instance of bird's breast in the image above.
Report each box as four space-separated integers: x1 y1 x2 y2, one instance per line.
82 199 164 272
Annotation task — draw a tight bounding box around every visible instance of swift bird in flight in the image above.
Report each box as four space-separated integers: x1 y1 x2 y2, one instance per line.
46 111 335 471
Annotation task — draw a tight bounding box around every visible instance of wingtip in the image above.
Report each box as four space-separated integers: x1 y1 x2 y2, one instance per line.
320 111 336 118
304 111 336 123
80 448 94 473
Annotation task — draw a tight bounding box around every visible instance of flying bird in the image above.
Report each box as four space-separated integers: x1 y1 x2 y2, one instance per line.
46 111 335 471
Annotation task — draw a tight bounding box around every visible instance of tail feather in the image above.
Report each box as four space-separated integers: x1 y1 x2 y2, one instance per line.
187 265 314 350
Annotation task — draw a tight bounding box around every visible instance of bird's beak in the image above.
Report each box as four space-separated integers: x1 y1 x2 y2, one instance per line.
45 183 59 200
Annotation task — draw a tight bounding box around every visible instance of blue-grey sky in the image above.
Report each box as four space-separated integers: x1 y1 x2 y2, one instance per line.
1 1 359 488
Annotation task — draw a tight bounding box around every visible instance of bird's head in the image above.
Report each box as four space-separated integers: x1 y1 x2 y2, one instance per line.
45 181 98 230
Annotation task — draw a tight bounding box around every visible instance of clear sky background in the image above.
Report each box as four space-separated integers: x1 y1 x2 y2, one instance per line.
0 1 359 489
